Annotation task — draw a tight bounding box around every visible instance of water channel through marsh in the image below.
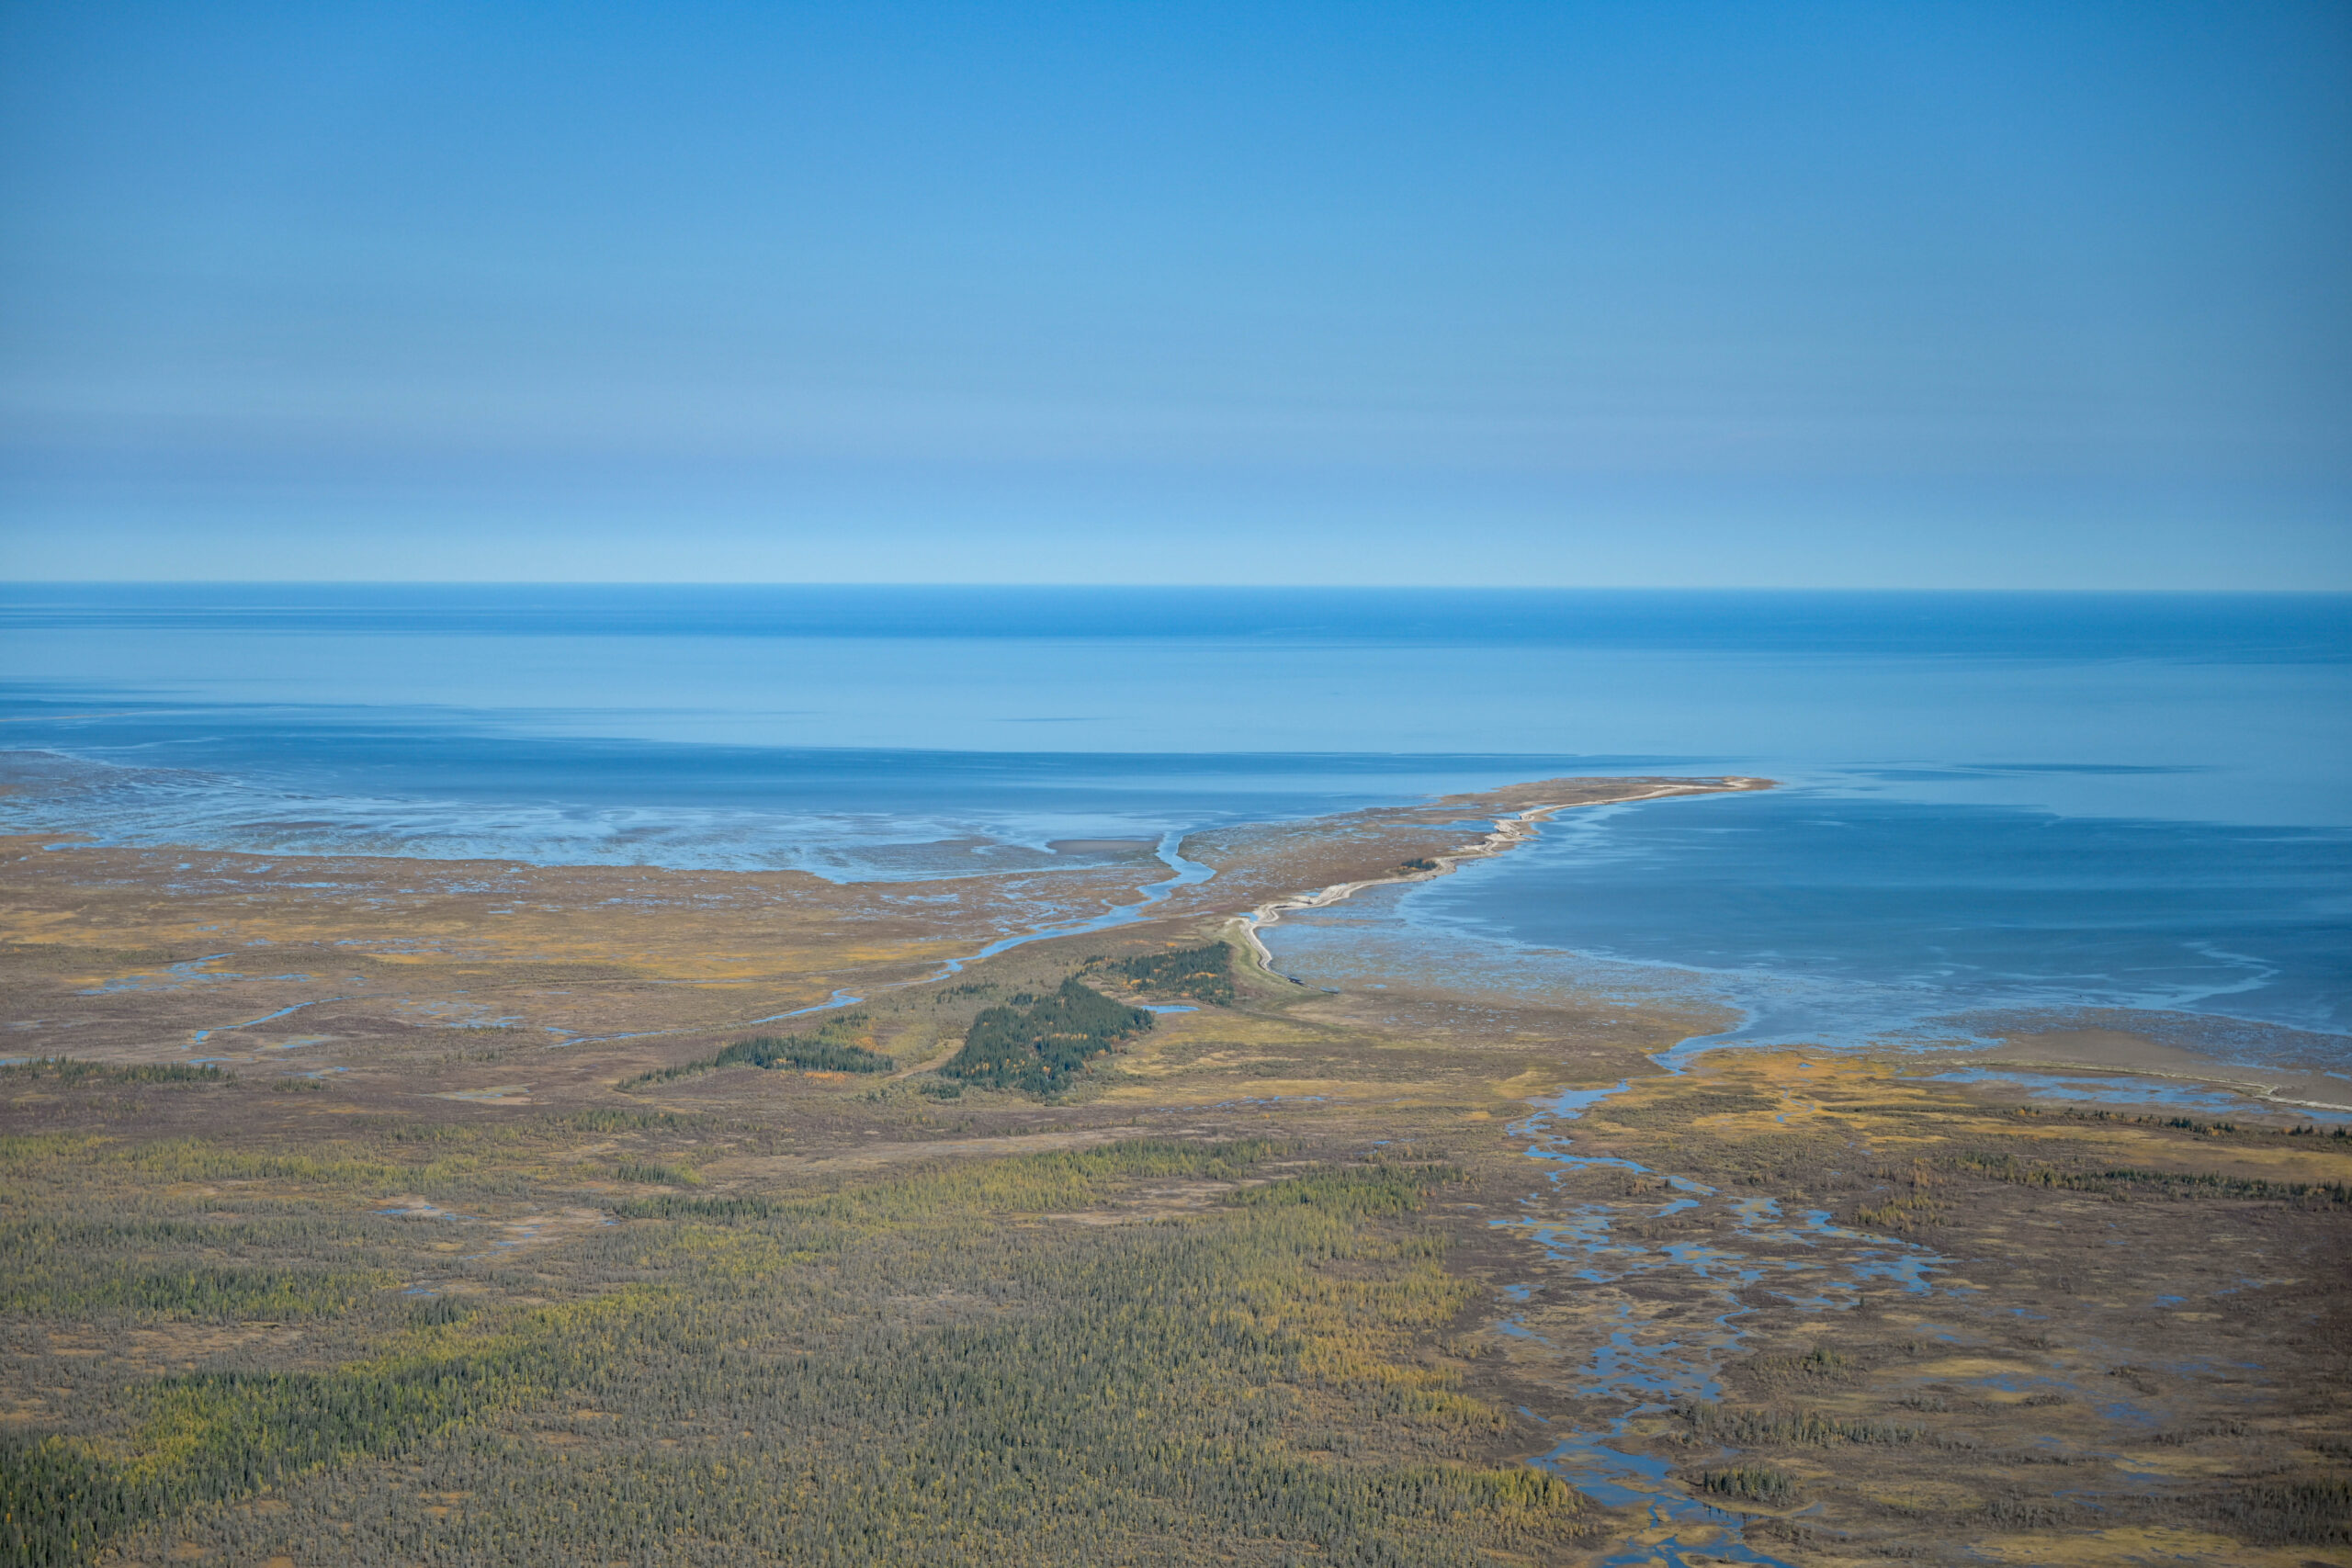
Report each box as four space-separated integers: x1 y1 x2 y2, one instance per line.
1496 1066 1949 1566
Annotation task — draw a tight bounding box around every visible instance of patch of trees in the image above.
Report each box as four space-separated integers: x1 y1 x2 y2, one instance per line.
1850 1193 1945 1232
1957 1151 2352 1205
0 1057 226 1086
1675 1401 1922 1448
713 1028 892 1075
1100 942 1236 1006
614 1161 699 1187
1697 1465 1796 1506
2051 1106 2352 1141
6 1137 1589 1567
621 1015 892 1089
0 1320 548 1566
0 1130 522 1204
0 1259 385 1322
1227 1163 1461 1217
940 978 1154 1094
612 1192 787 1223
563 1108 699 1134
2204 1477 2352 1545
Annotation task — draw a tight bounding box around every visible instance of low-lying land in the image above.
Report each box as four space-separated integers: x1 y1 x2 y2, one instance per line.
1 778 2346 1565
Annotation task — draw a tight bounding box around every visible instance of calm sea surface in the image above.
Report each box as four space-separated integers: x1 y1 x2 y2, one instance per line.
4 586 2346 1065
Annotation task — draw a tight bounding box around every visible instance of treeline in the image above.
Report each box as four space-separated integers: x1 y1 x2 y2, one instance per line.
1696 1465 1795 1506
1957 1151 2352 1206
714 1029 892 1075
0 1258 385 1322
1098 942 1235 1006
2052 1107 2352 1141
614 1160 699 1187
0 1304 571 1567
1675 1401 1923 1448
1228 1163 1461 1217
939 979 1152 1094
615 1141 1287 1226
563 1109 698 1134
0 1130 526 1203
620 1015 892 1089
0 1057 227 1086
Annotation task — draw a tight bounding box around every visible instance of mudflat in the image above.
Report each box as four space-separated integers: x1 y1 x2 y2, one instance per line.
2 776 2346 1566
1971 1028 2352 1114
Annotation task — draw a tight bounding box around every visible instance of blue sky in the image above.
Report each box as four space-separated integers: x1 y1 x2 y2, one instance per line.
2 1 2346 586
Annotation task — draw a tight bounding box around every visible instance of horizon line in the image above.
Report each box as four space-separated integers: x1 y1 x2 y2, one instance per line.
5 581 2350 596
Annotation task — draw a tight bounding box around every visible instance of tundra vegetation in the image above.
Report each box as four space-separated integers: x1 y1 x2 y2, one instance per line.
2 817 2348 1565
0 1116 1583 1566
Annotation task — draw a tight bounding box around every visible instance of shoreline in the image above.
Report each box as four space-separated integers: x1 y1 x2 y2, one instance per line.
1948 1032 2352 1116
1226 775 1773 972
15 769 2347 1122
1209 781 2352 1122
10 771 2347 1565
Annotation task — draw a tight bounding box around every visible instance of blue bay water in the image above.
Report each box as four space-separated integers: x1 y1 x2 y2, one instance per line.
3 584 2346 1066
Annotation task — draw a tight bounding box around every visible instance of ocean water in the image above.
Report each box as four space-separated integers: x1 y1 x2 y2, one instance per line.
4 584 2346 1066
1263 793 2352 1066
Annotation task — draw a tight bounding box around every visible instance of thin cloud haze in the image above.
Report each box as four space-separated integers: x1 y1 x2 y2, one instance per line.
2 1 2346 584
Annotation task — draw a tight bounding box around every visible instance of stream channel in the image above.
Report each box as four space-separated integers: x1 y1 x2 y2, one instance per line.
1500 1061 1948 1566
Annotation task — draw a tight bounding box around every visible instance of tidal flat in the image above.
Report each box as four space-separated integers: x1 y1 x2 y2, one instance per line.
1 779 2346 1566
